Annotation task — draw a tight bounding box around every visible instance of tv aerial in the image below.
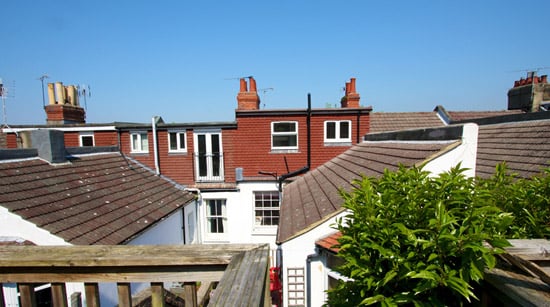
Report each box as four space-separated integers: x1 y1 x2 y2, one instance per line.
0 78 16 129
77 84 92 111
37 74 49 106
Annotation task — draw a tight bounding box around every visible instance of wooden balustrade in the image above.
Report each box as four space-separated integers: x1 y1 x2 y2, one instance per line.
0 244 270 307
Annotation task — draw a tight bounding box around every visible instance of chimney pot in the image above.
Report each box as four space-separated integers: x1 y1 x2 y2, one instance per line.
541 75 548 83
350 78 357 93
240 78 248 92
249 77 257 92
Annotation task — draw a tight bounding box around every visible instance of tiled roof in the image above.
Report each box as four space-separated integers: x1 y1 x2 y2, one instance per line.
277 140 456 243
315 231 341 253
448 110 523 122
369 112 444 133
0 153 195 245
476 118 550 179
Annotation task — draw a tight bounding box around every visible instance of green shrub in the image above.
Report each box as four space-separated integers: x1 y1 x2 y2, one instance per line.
327 165 512 306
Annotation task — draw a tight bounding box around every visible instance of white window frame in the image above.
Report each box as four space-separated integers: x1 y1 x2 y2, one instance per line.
324 120 351 143
193 129 224 182
79 132 95 147
168 130 187 153
271 121 298 150
204 199 228 241
130 131 149 153
253 191 280 227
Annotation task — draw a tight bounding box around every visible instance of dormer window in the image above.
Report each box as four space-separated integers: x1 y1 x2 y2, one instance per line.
168 130 187 153
130 131 149 153
79 132 94 147
324 120 351 144
271 121 298 150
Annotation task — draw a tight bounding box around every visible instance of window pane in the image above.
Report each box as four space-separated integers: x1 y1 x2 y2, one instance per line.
340 122 350 139
273 135 297 147
178 133 186 149
326 122 336 139
274 122 296 132
140 133 148 150
169 133 177 150
132 134 139 150
81 136 94 146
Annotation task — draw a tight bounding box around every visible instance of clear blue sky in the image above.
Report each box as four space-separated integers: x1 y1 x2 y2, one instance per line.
2 0 549 125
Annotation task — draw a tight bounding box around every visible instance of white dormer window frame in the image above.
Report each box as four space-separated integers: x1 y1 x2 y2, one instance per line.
130 131 149 153
79 132 95 147
271 121 298 151
324 120 351 144
168 130 187 153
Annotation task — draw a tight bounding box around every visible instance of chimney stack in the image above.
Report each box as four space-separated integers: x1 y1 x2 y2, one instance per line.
236 77 260 110
341 77 360 108
30 129 67 163
44 81 86 125
508 73 550 112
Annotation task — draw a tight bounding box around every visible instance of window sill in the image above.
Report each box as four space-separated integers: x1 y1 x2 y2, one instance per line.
252 226 278 235
270 149 299 154
324 141 352 147
130 151 149 155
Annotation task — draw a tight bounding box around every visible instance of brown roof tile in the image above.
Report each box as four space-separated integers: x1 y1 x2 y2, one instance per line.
0 153 195 245
277 141 456 243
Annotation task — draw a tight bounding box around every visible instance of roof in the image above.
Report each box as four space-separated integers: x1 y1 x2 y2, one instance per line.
476 118 550 178
369 106 523 134
0 152 196 245
277 138 457 243
369 112 444 133
315 231 341 253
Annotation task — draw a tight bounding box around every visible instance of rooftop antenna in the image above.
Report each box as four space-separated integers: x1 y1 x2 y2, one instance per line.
77 84 91 111
258 87 274 108
37 74 49 107
0 78 16 129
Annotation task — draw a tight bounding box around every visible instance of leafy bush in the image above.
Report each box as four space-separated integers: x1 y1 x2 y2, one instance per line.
327 165 513 306
481 163 550 239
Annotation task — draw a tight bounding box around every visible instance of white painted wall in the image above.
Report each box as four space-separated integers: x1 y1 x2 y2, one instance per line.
423 123 478 177
280 211 347 307
0 207 69 246
197 181 279 250
127 206 187 245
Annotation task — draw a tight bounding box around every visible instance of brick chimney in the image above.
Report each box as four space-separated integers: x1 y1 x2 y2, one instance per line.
508 73 550 112
236 77 260 110
44 82 86 125
341 78 360 108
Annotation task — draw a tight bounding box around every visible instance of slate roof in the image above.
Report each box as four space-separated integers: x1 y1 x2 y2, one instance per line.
277 139 457 243
369 112 444 133
476 118 550 179
0 153 196 245
370 107 522 133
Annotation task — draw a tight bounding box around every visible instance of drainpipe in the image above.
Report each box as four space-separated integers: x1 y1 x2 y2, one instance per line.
152 116 160 175
277 94 312 191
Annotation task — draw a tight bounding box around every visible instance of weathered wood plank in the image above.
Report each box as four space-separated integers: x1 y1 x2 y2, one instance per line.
84 283 100 307
484 267 550 306
151 283 165 307
18 283 37 307
0 244 259 267
0 266 225 283
209 244 270 307
51 283 68 307
183 282 197 307
117 283 132 307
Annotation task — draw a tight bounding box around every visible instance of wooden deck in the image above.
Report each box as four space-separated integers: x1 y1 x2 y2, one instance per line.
484 239 550 306
0 243 271 307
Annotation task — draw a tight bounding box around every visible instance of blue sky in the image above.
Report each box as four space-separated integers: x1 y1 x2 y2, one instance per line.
2 1 549 125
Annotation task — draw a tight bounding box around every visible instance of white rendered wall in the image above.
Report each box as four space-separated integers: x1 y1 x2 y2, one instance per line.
280 211 347 307
198 182 279 250
127 206 187 245
423 123 478 177
0 206 69 245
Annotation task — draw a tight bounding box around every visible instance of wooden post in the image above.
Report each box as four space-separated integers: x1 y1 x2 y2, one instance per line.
183 282 197 307
117 283 132 307
151 283 166 307
51 283 68 307
0 283 5 307
18 284 37 307
84 283 101 307
70 292 82 307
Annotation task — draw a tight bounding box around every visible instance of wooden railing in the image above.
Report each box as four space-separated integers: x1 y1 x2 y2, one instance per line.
0 244 270 307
